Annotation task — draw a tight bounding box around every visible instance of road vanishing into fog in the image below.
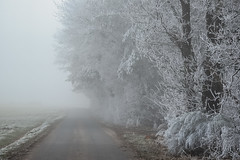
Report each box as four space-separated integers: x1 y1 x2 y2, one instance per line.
23 109 131 160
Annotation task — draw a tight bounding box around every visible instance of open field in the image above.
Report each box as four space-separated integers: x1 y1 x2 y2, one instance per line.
0 105 65 158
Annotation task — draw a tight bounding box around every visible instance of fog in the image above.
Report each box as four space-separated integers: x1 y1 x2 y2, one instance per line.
0 0 239 159
0 0 89 109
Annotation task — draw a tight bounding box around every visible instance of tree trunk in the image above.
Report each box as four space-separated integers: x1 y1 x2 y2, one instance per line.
202 0 224 113
179 0 197 110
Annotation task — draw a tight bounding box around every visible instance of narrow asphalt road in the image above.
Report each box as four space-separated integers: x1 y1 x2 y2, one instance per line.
23 109 131 160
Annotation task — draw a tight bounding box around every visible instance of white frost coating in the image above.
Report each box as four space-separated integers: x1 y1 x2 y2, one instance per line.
162 111 207 154
162 111 240 159
0 116 63 157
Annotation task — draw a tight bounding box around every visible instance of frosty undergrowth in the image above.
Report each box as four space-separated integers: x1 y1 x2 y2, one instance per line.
158 111 240 159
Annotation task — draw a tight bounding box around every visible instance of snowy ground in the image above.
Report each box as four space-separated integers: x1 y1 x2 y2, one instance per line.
0 106 65 159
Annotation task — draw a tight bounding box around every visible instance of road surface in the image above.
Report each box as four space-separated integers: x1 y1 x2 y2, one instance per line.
23 109 131 160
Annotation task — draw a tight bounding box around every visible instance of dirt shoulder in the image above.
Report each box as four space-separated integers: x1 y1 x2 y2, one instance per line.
103 123 195 160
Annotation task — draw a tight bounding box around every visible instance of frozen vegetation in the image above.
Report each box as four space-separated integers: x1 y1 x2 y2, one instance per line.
56 0 240 159
162 111 240 159
0 107 64 158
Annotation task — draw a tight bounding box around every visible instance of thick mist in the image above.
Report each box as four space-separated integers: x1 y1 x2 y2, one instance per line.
0 0 89 109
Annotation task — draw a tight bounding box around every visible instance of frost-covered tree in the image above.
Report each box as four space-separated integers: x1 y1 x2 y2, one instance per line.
157 0 240 158
56 0 127 115
56 0 159 125
56 0 240 158
123 0 240 158
123 0 200 118
202 0 224 113
57 0 166 126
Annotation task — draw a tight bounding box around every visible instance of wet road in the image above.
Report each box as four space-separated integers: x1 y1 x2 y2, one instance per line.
24 109 130 160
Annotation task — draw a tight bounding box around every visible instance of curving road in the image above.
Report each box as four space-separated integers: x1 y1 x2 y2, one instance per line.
23 109 131 160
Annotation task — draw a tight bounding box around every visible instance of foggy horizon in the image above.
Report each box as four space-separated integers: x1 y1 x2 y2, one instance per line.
0 0 89 109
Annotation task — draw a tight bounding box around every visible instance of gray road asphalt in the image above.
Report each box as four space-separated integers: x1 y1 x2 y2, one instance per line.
23 109 131 160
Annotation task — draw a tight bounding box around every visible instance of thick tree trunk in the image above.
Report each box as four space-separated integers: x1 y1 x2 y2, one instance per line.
179 0 197 110
202 0 224 113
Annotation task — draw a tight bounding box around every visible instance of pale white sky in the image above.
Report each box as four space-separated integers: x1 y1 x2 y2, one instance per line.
0 0 89 108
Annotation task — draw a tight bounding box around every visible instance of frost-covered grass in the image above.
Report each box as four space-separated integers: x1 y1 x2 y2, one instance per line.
0 106 65 158
0 116 44 148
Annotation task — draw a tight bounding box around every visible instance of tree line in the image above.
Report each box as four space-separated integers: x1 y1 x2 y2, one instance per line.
56 0 240 158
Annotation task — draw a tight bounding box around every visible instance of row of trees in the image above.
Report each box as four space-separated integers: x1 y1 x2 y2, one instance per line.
56 0 240 159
